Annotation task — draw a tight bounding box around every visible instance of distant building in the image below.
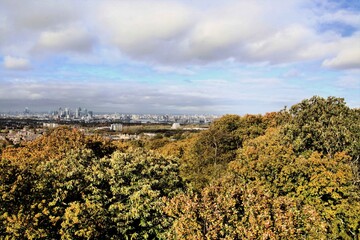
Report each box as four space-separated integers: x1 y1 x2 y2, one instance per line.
58 107 64 118
24 107 30 114
110 124 123 131
43 123 59 128
75 107 81 118
171 123 181 129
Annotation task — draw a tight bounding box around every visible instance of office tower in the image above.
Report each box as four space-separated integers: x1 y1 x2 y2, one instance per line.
75 107 81 118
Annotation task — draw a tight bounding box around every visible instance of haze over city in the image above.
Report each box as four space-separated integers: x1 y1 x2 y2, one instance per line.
0 0 359 114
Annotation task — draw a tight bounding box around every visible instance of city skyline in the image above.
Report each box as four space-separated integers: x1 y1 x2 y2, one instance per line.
0 106 218 116
0 0 359 114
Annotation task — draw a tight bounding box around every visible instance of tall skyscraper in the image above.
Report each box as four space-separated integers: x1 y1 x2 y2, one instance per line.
24 107 30 114
58 107 64 118
75 107 81 118
65 108 70 119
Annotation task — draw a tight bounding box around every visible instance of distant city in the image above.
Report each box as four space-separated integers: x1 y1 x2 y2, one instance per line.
0 107 219 125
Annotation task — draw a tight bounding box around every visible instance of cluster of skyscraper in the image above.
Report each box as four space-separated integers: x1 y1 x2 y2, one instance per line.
51 107 93 120
5 107 219 124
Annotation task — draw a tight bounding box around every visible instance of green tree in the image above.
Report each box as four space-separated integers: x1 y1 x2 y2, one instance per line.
182 114 270 189
166 127 360 239
1 127 115 166
0 149 96 238
0 128 184 239
165 173 327 239
283 96 359 159
232 127 360 238
283 96 360 187
0 139 9 156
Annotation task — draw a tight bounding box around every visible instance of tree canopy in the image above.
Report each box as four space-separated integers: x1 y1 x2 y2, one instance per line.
0 129 183 239
1 96 359 239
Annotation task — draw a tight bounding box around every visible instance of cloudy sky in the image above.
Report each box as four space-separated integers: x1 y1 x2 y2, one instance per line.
0 0 359 114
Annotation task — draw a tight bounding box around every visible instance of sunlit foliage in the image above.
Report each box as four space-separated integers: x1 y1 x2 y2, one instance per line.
0 129 183 239
1 96 359 239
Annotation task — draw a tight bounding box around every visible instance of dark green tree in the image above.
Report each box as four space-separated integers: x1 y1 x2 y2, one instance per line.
283 96 359 159
181 114 271 189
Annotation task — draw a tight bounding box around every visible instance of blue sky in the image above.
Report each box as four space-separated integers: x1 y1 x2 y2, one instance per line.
0 0 359 114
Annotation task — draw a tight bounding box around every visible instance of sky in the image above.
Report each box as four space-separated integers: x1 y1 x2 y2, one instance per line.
0 0 359 114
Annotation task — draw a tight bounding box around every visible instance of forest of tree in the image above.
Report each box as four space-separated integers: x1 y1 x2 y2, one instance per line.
1 96 359 239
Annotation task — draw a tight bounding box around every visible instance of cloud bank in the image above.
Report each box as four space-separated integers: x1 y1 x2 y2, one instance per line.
0 0 359 69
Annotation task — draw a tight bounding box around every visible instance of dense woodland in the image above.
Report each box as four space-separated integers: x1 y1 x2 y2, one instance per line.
0 96 359 239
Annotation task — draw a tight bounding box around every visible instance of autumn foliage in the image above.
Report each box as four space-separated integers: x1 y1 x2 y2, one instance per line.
1 96 359 239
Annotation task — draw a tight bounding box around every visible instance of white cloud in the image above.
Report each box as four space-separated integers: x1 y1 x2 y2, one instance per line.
35 25 94 54
0 0 359 68
320 10 360 28
322 33 360 69
153 65 194 75
246 25 317 63
184 2 268 60
89 0 360 67
1 0 77 31
323 48 360 69
0 0 80 56
90 0 324 64
96 0 192 54
0 16 8 44
3 56 30 70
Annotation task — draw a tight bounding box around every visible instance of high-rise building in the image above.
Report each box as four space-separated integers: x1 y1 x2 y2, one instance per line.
65 108 70 119
75 107 81 118
24 107 30 114
88 111 93 118
58 107 64 118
